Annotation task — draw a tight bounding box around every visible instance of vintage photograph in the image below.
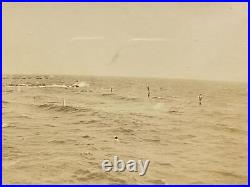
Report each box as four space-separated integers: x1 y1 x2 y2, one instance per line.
2 2 248 184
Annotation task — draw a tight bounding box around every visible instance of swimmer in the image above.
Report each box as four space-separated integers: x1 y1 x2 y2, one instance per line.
198 94 203 105
114 136 119 142
147 85 150 98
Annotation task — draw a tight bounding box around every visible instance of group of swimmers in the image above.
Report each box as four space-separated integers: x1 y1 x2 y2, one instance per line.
110 85 204 105
148 86 204 105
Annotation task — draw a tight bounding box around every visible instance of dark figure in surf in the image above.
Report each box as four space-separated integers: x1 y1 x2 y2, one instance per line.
110 87 113 93
147 86 150 98
198 94 203 105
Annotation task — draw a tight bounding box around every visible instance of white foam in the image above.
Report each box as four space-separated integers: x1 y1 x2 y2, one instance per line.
78 81 90 88
46 84 67 88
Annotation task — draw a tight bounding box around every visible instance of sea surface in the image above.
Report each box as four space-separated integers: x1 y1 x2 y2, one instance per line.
2 75 248 184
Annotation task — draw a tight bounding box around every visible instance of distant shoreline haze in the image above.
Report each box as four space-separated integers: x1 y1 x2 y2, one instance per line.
2 74 248 84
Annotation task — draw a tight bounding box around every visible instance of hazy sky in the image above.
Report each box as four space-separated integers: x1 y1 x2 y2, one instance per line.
3 3 248 82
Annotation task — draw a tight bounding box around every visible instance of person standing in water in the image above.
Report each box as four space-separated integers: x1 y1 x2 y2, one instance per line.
110 87 113 93
147 85 150 98
198 94 203 105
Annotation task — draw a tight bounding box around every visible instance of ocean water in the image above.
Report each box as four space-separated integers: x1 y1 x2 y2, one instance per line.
2 75 248 184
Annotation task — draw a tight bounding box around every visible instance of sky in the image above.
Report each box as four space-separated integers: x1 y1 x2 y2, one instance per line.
2 3 248 82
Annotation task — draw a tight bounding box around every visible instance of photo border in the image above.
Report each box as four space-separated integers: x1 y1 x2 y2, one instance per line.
0 1 248 186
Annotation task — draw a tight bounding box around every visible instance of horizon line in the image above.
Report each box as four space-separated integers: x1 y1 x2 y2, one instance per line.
2 73 247 84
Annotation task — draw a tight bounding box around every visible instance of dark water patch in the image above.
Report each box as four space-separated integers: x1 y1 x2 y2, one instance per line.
168 108 183 115
4 89 14 93
72 121 86 125
38 104 90 113
48 140 66 144
169 110 178 113
101 93 140 102
48 101 60 104
116 95 140 102
81 135 90 138
5 146 14 149
44 124 56 128
85 119 100 124
101 93 113 96
86 143 94 146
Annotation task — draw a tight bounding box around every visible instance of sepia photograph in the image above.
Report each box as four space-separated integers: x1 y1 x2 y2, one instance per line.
2 2 248 184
